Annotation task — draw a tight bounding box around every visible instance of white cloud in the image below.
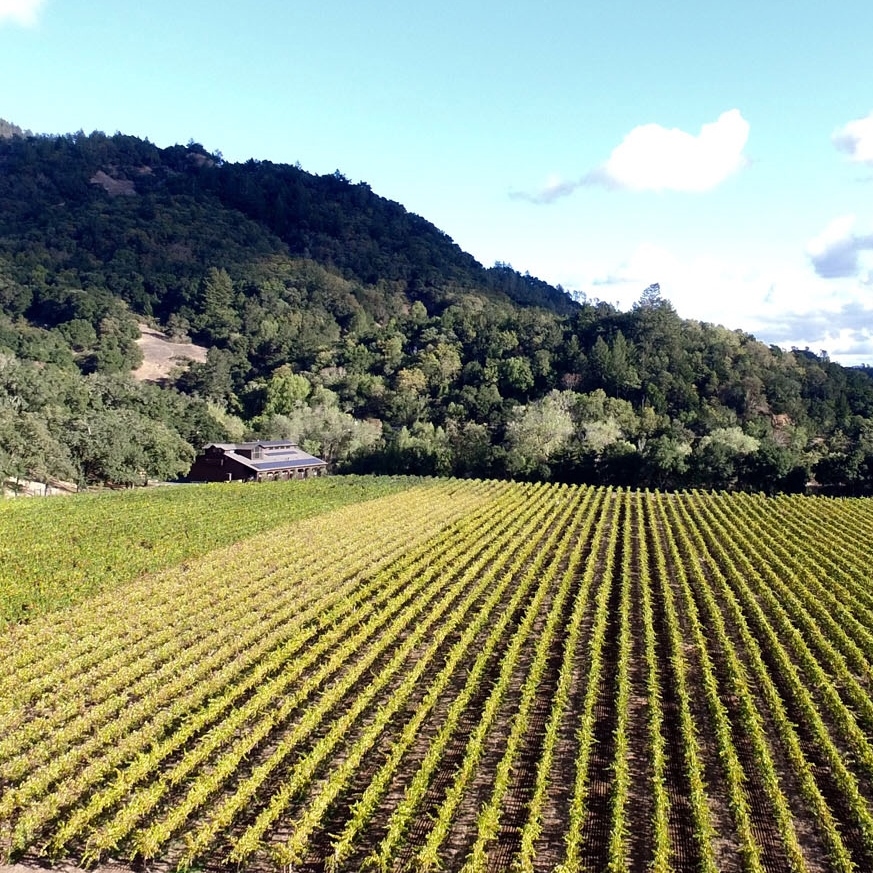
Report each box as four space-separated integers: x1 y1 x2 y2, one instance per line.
594 110 750 192
833 111 873 164
583 242 776 324
0 0 45 26
512 110 750 203
752 313 873 367
806 215 873 279
564 241 873 365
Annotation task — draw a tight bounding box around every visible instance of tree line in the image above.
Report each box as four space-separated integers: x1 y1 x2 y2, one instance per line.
1 126 873 493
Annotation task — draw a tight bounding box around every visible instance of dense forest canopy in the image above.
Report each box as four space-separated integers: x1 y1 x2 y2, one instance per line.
2 123 873 493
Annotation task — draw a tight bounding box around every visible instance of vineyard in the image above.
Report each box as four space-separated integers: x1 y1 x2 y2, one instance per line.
3 478 873 872
0 475 414 626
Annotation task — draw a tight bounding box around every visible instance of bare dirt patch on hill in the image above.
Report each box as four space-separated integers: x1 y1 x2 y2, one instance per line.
132 324 208 383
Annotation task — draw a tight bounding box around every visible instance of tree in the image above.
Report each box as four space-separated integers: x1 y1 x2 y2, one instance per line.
505 391 575 477
390 367 428 425
67 410 194 485
814 419 873 495
642 434 692 489
176 347 239 405
446 419 493 478
633 282 665 310
499 357 535 398
0 408 77 487
418 341 462 395
262 365 311 416
195 267 240 340
252 391 382 466
692 426 759 490
743 438 808 494
607 331 640 396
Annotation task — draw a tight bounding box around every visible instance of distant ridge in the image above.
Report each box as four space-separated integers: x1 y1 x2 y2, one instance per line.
2 125 873 494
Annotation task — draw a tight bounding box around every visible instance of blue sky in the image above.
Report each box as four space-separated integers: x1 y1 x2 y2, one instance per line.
3 0 873 363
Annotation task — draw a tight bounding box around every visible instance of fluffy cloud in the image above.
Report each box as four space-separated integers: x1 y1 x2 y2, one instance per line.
806 215 873 279
752 308 873 366
592 109 750 192
512 110 750 203
583 242 774 326
833 112 873 164
0 0 45 26
754 303 873 345
563 241 873 364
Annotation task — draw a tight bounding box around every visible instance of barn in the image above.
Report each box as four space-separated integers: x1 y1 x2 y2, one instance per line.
187 441 327 482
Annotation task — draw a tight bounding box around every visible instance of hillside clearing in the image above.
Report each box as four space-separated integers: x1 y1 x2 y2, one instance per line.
131 324 208 383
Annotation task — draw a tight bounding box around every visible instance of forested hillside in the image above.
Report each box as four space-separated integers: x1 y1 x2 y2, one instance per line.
2 124 873 492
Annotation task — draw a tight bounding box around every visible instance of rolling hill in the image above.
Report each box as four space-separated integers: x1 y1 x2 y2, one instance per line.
2 123 873 492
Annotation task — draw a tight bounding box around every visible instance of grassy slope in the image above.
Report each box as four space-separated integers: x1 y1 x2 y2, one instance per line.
0 475 424 626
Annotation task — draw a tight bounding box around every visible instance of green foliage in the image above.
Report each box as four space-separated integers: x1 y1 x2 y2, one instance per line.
262 365 311 416
505 391 575 477
252 401 382 465
1 128 873 491
0 475 419 625
0 357 223 486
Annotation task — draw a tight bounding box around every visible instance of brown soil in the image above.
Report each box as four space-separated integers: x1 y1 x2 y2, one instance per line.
132 325 207 383
0 864 156 873
89 170 136 196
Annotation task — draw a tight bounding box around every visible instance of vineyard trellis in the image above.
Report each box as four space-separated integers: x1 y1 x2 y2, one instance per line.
4 479 873 872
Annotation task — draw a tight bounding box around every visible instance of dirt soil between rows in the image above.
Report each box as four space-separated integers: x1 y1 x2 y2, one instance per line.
0 865 148 873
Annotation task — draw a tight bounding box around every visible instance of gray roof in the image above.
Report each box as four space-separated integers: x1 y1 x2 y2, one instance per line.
204 442 326 470
210 440 300 451
247 457 326 471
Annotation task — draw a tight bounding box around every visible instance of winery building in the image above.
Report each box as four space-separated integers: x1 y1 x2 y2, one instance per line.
187 441 327 482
